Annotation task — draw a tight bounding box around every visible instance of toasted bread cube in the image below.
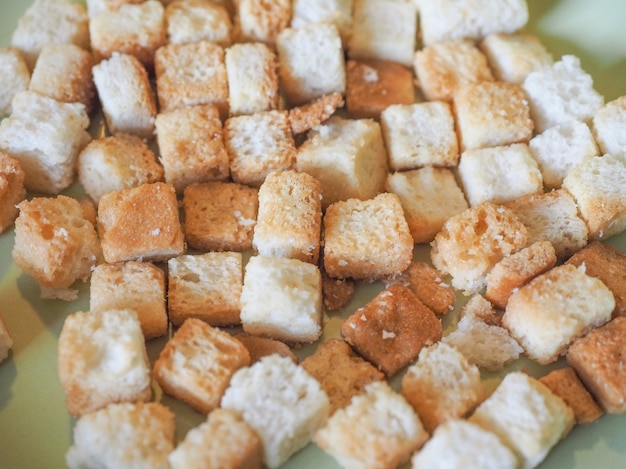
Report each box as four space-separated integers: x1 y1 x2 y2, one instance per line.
153 318 250 414
323 193 413 280
480 33 553 84
13 195 100 300
562 154 626 240
592 95 626 162
413 39 494 102
0 314 14 363
225 42 279 116
58 309 152 417
386 167 468 244
458 143 543 207
523 55 604 133
92 53 157 140
276 23 346 106
297 116 388 208
348 0 417 67
566 316 626 414
290 0 353 44
77 134 164 204
322 275 355 312
341 285 442 377
288 92 344 135
314 381 428 469
222 354 330 469
85 0 146 17
253 170 322 264
89 0 166 70
458 294 502 326
233 332 298 365
224 110 296 187
89 261 167 340
0 152 26 233
0 47 30 116
165 0 232 46
182 181 258 252
97 182 185 263
233 0 291 45
346 59 415 119
503 264 615 365
155 104 229 193
168 408 262 469
66 402 175 469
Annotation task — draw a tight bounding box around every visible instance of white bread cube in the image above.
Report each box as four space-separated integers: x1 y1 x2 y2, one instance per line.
0 47 30 116
290 0 353 44
592 95 626 162
0 152 26 234
165 0 232 46
240 255 322 343
233 0 291 45
221 354 330 468
0 314 13 363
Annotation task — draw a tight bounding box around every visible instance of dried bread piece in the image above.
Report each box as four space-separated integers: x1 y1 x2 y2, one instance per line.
592 95 626 162
0 152 26 234
321 275 355 312
233 0 291 45
288 92 344 135
233 332 298 365
0 47 30 116
290 0 353 44
165 0 232 46
458 294 502 326
85 0 147 18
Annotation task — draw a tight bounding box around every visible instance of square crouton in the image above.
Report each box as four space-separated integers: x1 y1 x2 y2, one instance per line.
164 0 232 46
276 23 346 106
380 101 459 170
92 53 157 140
290 0 353 44
0 314 13 363
348 0 417 67
85 0 146 18
0 152 26 233
566 316 626 414
458 143 543 207
167 252 243 327
386 166 468 244
222 354 329 469
503 264 615 365
233 332 298 365
77 134 164 204
314 381 428 469
0 47 30 116
322 275 355 312
297 116 388 208
225 42 279 116
592 95 626 162
13 195 100 300
66 402 175 469
233 0 291 45
413 39 494 102
240 255 323 343
341 285 442 377
458 294 502 326
155 104 229 193
288 92 344 135
253 170 322 264
0 91 90 194
224 110 296 187
153 318 251 414
89 261 167 340
182 181 258 252
58 309 152 417
345 59 415 119
323 193 413 280
97 182 185 263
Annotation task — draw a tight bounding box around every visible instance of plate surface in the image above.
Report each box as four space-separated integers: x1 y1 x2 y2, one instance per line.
0 1 625 468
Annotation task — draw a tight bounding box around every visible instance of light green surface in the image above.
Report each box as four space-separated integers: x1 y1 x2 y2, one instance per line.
0 1 625 468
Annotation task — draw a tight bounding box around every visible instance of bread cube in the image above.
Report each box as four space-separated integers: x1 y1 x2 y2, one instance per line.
234 332 299 365
386 167 468 244
10 0 89 70
290 0 353 44
458 294 502 326
224 110 296 187
458 143 543 207
503 264 615 365
0 314 13 363
288 92 344 135
523 55 604 133
0 152 26 234
0 91 90 194
240 255 323 343
154 318 250 414
89 0 166 70
413 39 494 102
592 95 626 162
165 0 232 46
314 381 428 469
341 285 442 377
276 23 346 106
85 0 146 18
90 261 167 340
221 354 330 468
66 402 175 469
13 195 100 300
322 274 355 312
155 41 229 117
323 193 413 280
0 47 30 116
233 0 290 44
182 181 258 252
297 116 388 208
92 53 157 140
97 182 185 263
58 309 152 416
225 42 279 116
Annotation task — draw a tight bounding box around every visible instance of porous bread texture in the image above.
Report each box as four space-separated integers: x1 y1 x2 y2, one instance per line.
234 332 298 365
85 0 146 18
322 275 355 311
58 309 152 417
221 354 330 469
0 152 26 233
288 92 344 135
0 314 13 363
469 371 575 469
12 195 100 301
592 95 626 162
458 293 502 326
164 0 232 46
233 0 291 45
0 47 30 116
66 402 175 469
503 264 615 365
314 381 428 469
290 0 353 44
0 90 90 194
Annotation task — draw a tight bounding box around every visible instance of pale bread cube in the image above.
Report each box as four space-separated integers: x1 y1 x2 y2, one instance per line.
165 0 232 46
290 0 353 44
592 95 626 162
85 0 146 18
0 314 13 363
0 47 30 116
0 152 26 234
233 0 291 45
457 293 502 326
221 354 330 469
